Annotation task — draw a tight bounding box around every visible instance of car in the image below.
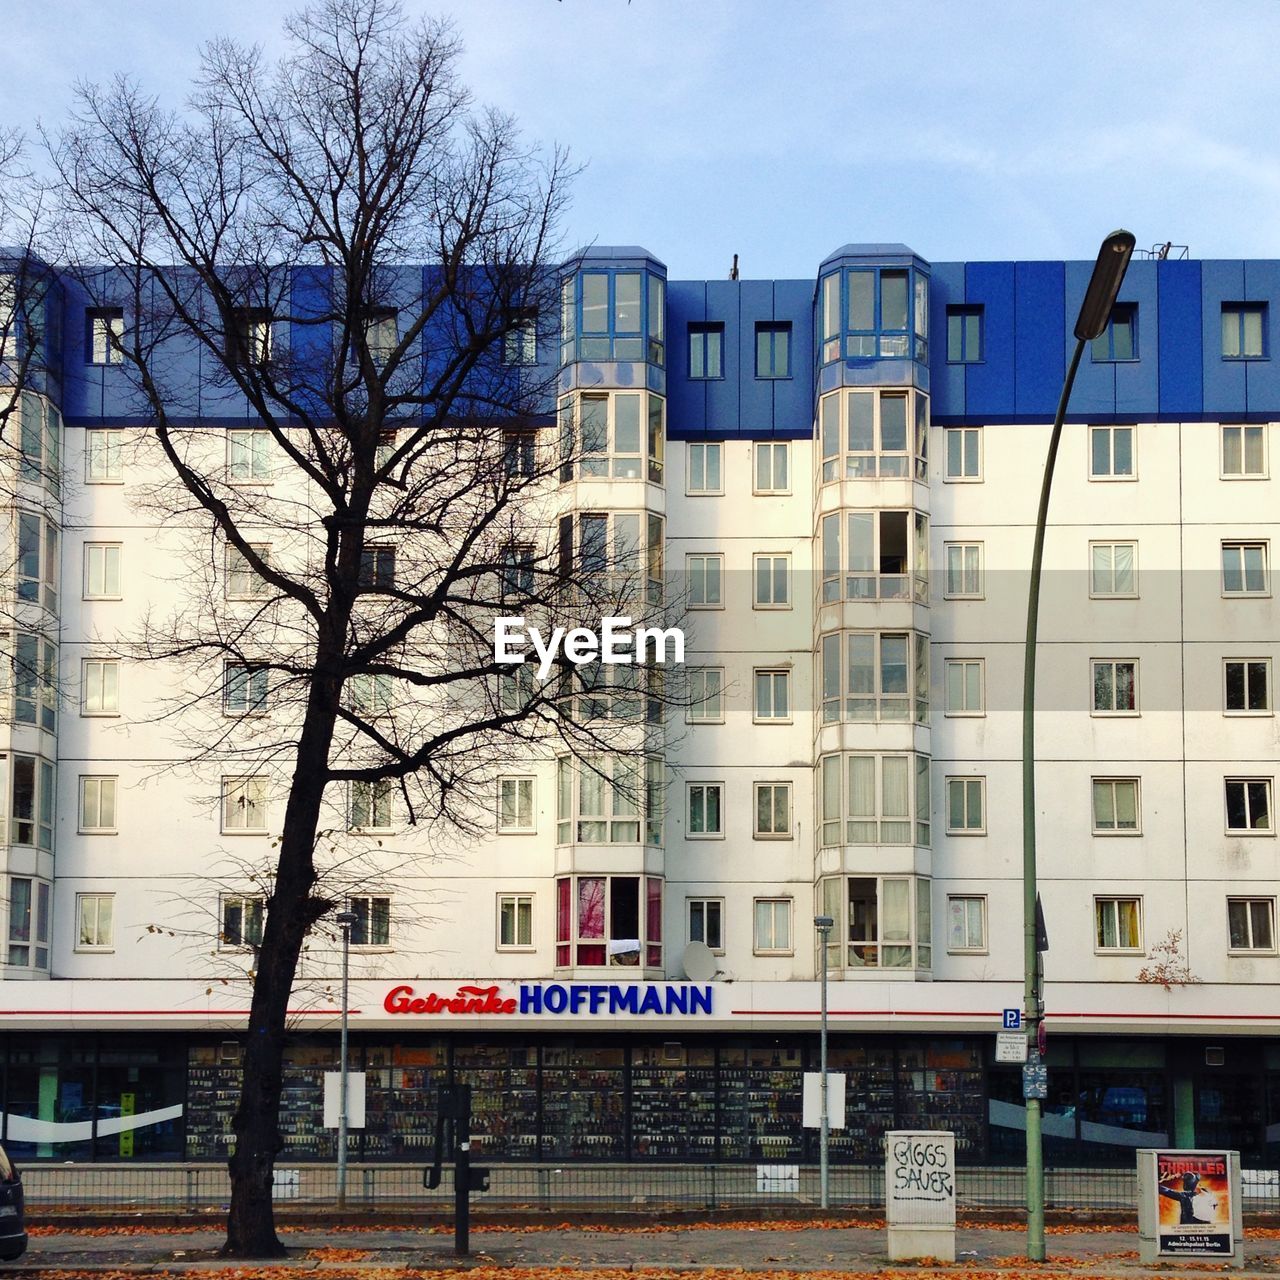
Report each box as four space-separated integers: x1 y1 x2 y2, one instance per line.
0 1142 26 1261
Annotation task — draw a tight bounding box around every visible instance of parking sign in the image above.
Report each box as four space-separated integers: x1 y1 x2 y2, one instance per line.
1002 1008 1022 1030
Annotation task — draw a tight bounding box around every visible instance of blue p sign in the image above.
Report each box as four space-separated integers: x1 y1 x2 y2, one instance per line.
1002 1008 1022 1030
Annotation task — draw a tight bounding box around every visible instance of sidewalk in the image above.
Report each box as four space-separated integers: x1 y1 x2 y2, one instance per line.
13 1222 1280 1278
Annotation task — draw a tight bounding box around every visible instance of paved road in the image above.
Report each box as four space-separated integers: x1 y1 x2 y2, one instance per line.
10 1225 1280 1276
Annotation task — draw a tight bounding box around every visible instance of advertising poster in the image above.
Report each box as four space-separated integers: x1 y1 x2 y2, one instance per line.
1155 1150 1233 1256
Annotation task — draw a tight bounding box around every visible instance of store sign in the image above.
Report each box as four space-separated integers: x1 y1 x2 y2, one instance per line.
383 982 714 1017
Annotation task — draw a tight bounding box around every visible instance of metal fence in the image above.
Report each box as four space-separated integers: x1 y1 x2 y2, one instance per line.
20 1162 1280 1216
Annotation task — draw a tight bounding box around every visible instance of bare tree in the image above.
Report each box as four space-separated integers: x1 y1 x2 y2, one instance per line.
42 0 685 1255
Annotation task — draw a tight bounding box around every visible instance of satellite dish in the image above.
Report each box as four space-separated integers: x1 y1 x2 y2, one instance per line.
682 941 718 982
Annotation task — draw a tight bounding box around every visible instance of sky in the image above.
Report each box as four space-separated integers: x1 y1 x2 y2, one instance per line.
5 0 1276 280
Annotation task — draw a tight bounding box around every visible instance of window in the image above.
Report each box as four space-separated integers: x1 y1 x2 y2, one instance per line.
1090 542 1137 597
221 895 265 948
360 545 396 588
1222 541 1269 596
7 878 50 968
820 509 929 604
687 667 724 723
944 427 981 480
348 672 393 716
946 305 983 363
17 512 58 610
227 307 272 365
752 554 790 608
1225 659 1271 714
944 543 983 598
688 324 723 379
227 429 272 482
688 898 723 952
558 511 664 602
818 751 931 848
498 776 535 833
81 659 119 715
558 390 664 483
1222 425 1266 478
753 782 791 838
687 554 723 607
503 431 536 479
362 307 398 366
753 669 790 722
818 874 931 970
1093 778 1140 833
1089 425 1135 478
564 270 663 364
1092 660 1138 714
686 442 722 495
349 779 393 832
753 898 792 954
79 775 118 833
225 544 271 599
687 782 723 837
18 393 60 496
554 872 664 967
1095 897 1142 951
945 658 984 716
76 893 114 951
1222 303 1266 359
946 777 985 834
221 776 268 833
498 664 533 715
348 895 391 947
86 307 124 365
755 323 791 378
819 265 927 363
1091 304 1137 362
821 630 928 724
11 632 57 731
83 543 122 599
498 894 533 949
86 429 123 482
1229 898 1275 952
754 442 790 493
1226 778 1272 833
947 896 987 953
10 756 55 849
556 755 663 846
818 386 929 482
503 309 537 366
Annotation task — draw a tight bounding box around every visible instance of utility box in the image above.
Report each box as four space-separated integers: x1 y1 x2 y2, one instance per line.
885 1131 955 1262
1138 1149 1243 1268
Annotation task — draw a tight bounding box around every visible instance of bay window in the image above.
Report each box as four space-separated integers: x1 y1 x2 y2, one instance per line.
557 510 664 603
820 630 928 724
819 387 928 482
819 265 928 363
819 751 930 848
556 755 663 846
820 509 928 603
556 873 663 968
558 390 665 483
7 876 50 969
561 268 665 365
818 874 931 970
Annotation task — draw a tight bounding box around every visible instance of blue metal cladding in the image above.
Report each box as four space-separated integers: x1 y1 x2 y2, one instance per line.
1243 260 1280 414
927 262 965 422
962 262 1016 419
1112 262 1159 417
665 280 709 436
1156 258 1202 417
1201 260 1247 418
773 279 816 435
702 280 741 436
1014 261 1066 420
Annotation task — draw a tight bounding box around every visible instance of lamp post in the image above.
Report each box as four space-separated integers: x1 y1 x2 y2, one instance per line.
814 914 834 1210
335 908 358 1211
1022 230 1134 1261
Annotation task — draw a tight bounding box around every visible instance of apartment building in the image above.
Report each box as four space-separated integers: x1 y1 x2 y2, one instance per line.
2 244 1279 1167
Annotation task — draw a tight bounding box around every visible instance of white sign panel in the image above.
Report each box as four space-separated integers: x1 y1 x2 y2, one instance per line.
756 1164 799 1192
996 1032 1028 1063
323 1071 367 1129
802 1071 847 1129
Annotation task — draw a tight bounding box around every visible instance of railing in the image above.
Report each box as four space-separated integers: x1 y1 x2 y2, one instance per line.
19 1161 1280 1215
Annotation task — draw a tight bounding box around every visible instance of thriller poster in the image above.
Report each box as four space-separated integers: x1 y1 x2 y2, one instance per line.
1155 1150 1233 1256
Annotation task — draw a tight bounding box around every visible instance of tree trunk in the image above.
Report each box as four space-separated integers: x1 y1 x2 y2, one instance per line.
221 694 339 1258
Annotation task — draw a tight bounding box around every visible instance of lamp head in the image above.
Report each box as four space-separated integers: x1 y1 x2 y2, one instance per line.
335 910 358 928
813 915 834 931
1073 230 1136 342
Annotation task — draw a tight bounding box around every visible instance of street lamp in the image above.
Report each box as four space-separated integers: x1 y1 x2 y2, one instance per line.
335 908 359 1211
814 914 834 1210
1021 230 1134 1261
